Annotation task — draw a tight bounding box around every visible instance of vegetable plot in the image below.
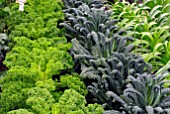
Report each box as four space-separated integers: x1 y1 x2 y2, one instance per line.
0 0 169 114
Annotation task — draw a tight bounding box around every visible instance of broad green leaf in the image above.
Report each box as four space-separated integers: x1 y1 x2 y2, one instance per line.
118 12 128 19
142 6 151 10
151 10 161 19
3 7 10 12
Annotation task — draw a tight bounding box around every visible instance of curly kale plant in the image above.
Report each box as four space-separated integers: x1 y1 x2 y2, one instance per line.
7 109 34 114
52 89 104 114
6 0 65 39
56 74 88 97
0 36 81 113
4 37 73 77
25 80 56 114
5 77 89 114
0 68 88 113
0 66 37 113
0 34 91 113
0 0 13 33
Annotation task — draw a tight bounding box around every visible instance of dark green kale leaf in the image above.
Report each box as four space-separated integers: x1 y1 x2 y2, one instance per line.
106 73 170 114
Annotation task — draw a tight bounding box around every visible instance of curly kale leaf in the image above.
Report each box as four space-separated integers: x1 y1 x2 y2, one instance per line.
0 66 37 114
1 52 82 113
52 89 104 114
56 74 88 96
24 74 89 114
4 37 73 78
7 109 34 114
0 68 88 113
7 0 65 39
25 86 55 114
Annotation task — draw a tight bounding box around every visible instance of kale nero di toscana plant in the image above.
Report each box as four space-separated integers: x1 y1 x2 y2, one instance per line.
60 4 119 41
105 73 170 114
62 0 170 113
0 33 9 72
62 0 104 8
60 3 135 57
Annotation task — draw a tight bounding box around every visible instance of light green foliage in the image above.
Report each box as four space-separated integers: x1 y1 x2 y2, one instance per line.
0 66 37 113
7 0 65 39
156 60 170 87
6 80 56 114
0 36 78 113
7 109 34 114
0 67 88 113
56 74 88 96
54 89 86 113
3 78 98 114
35 79 56 91
52 89 104 114
134 26 170 70
112 1 142 21
111 1 170 72
85 104 104 114
143 0 170 26
4 37 73 79
25 81 55 114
